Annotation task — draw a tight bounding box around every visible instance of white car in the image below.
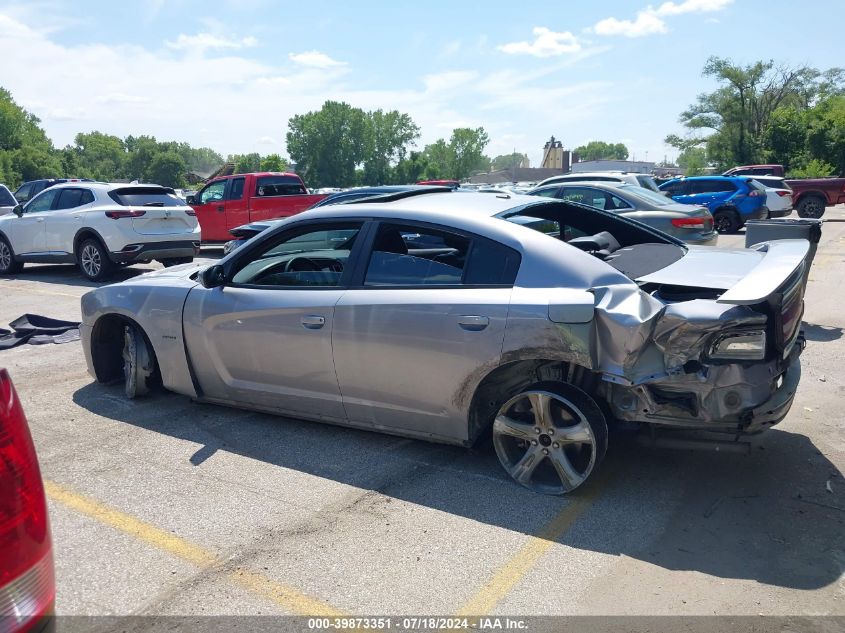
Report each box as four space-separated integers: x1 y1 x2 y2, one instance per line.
0 182 201 280
752 176 793 218
0 185 16 216
537 171 661 193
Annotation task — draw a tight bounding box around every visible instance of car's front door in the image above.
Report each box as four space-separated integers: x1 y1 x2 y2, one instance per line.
182 220 365 421
8 189 59 255
223 176 248 234
191 179 228 241
332 221 519 442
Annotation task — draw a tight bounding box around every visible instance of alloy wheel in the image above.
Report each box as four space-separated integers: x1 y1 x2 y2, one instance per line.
81 244 101 278
0 241 10 272
493 389 598 495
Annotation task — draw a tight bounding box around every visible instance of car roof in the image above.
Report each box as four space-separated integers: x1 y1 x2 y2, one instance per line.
42 182 174 192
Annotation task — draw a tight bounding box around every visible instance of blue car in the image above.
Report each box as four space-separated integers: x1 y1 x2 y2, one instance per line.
658 176 769 234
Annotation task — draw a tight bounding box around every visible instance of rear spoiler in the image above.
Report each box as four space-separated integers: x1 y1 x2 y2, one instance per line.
717 240 809 305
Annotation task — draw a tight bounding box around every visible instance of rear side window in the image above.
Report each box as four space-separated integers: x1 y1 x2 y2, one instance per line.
55 188 94 210
228 177 245 200
13 183 32 202
256 176 306 197
108 187 187 206
690 180 736 194
465 239 520 285
661 181 687 195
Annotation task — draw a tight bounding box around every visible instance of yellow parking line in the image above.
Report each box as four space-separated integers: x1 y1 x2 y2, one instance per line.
454 469 611 616
44 480 345 616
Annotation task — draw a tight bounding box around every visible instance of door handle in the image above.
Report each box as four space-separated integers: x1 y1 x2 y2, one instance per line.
301 315 326 329
217 205 225 212
458 315 489 331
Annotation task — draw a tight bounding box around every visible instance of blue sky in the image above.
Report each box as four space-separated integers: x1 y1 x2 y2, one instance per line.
0 0 842 168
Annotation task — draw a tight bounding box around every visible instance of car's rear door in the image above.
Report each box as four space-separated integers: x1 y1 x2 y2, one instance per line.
331 221 519 442
182 220 366 421
45 187 95 255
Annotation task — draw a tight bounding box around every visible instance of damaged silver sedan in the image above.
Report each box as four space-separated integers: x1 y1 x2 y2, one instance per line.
79 190 808 495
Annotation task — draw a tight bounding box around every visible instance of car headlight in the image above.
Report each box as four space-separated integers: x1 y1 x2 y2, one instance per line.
709 330 767 360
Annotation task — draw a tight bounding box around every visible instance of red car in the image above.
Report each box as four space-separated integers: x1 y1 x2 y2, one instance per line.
416 179 460 189
188 173 327 242
0 369 54 632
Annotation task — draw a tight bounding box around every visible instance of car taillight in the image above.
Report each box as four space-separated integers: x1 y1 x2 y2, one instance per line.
747 190 762 197
776 191 790 197
105 210 146 219
185 209 196 216
671 217 705 228
0 369 54 629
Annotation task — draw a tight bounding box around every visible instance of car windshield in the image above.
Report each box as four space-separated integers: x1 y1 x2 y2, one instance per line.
617 184 674 206
635 175 661 192
0 186 15 206
108 187 188 207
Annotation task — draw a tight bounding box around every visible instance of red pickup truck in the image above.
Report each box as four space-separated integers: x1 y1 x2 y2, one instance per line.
188 172 326 242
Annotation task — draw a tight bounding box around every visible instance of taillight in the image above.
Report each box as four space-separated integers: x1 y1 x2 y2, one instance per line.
185 208 196 216
105 210 146 219
775 190 790 197
671 217 705 228
0 369 54 628
747 190 762 197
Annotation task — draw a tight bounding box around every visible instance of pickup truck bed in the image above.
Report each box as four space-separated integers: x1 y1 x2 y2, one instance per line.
784 177 845 219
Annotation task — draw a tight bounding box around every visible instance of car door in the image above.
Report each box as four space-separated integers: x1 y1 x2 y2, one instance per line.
182 220 366 421
46 188 95 255
191 179 228 241
223 176 248 233
332 221 519 442
7 189 59 255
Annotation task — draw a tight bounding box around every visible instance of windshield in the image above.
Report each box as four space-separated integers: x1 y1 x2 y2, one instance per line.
617 184 674 206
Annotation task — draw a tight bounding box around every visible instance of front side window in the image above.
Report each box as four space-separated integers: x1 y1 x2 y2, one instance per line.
14 183 32 203
199 181 226 204
255 176 306 197
55 188 94 210
231 222 362 287
691 180 736 194
24 189 59 213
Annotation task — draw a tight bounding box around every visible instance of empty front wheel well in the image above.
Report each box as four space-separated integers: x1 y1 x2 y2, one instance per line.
467 359 600 446
90 314 157 384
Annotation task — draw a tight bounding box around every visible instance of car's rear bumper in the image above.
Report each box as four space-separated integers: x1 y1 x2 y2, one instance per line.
109 240 200 264
768 207 793 218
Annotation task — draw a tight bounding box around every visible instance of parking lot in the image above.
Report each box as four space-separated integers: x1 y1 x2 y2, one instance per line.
1 211 844 622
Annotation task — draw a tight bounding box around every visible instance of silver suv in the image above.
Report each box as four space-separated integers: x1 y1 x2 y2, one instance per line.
537 171 660 192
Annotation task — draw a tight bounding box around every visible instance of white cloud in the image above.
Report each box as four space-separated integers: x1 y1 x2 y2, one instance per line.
497 27 582 57
166 32 258 52
288 50 345 68
256 136 277 145
593 0 732 38
93 93 152 105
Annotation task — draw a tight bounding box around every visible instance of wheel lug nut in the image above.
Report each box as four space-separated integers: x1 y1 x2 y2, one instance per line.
548 428 554 435
534 428 541 434
531 440 538 446
553 442 559 449
542 448 549 455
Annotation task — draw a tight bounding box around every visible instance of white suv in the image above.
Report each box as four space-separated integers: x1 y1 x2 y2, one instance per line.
537 171 661 192
0 182 201 280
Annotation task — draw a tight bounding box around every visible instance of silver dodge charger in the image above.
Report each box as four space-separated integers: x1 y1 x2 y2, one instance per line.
80 190 808 495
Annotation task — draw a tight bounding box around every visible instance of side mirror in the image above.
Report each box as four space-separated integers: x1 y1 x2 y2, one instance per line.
13 204 23 217
186 195 197 205
199 264 226 288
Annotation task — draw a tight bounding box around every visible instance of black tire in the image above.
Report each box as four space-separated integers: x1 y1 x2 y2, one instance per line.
0 235 23 275
159 257 194 268
492 380 608 495
122 324 158 399
77 238 115 281
796 195 826 219
713 208 740 234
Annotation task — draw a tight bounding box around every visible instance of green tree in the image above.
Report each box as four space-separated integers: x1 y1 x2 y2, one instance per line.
73 131 126 181
449 127 489 180
361 109 420 185
393 151 429 184
0 87 61 187
421 139 451 179
490 152 528 171
232 152 261 174
286 101 369 187
573 141 629 161
144 151 186 188
260 153 288 172
676 147 708 175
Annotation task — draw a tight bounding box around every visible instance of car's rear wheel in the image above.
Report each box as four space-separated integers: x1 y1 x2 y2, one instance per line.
492 381 608 495
713 209 739 234
77 238 115 281
122 324 157 399
796 195 826 219
0 236 23 275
